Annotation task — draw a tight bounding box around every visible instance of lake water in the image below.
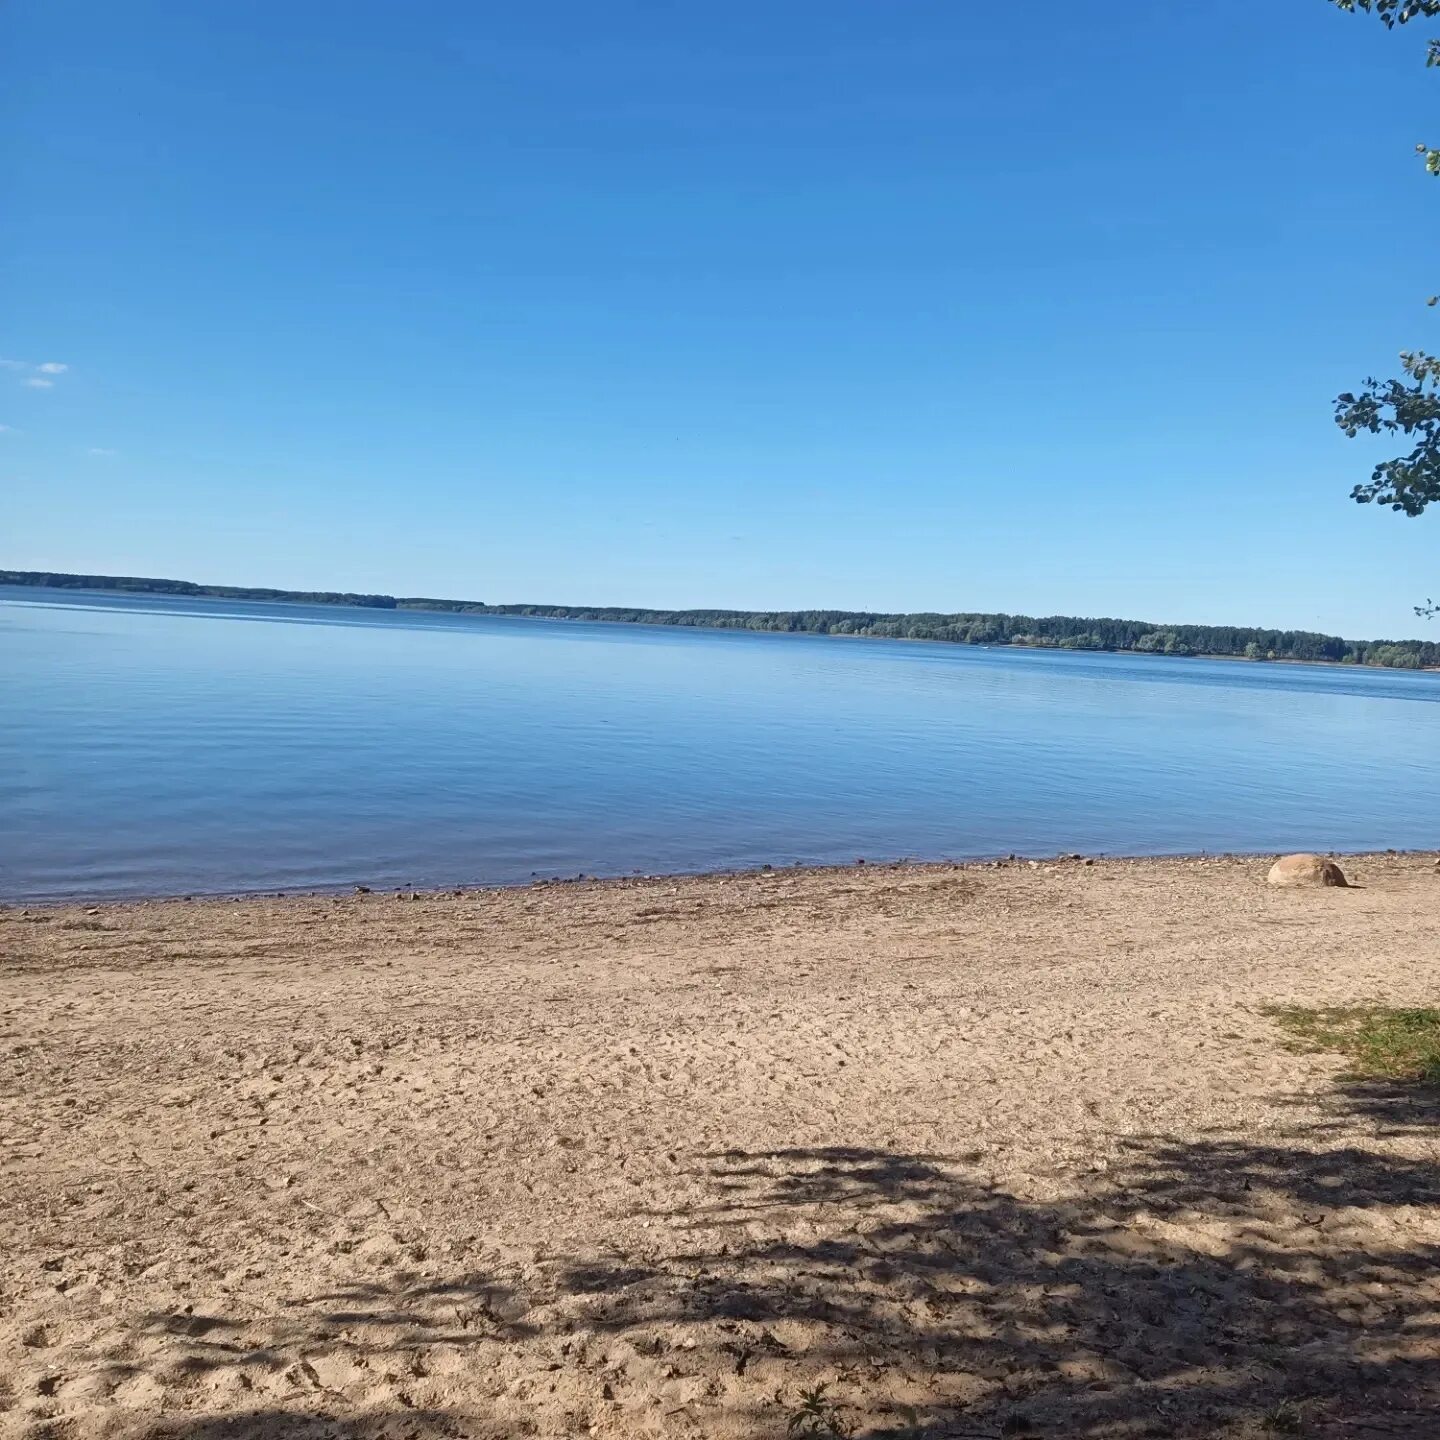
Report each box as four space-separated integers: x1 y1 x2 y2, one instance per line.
4 585 1439 901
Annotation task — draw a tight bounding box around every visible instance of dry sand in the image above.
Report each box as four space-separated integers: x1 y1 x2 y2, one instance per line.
2 854 1439 1439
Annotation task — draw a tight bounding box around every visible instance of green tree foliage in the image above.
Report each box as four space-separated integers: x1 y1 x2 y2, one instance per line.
7 571 1436 668
0 570 398 608
1329 1 1440 531
1335 351 1440 516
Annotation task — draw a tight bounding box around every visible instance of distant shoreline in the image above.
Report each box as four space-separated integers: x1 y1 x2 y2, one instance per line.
4 568 1437 670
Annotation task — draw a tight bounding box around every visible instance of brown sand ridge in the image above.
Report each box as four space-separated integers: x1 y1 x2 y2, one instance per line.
2 854 1439 1439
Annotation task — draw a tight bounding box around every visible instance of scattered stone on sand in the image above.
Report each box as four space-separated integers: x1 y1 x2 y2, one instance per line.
1267 853 1348 888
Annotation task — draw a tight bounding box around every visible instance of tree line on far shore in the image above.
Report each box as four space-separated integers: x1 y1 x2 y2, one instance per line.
1 570 401 609
5 569 1437 669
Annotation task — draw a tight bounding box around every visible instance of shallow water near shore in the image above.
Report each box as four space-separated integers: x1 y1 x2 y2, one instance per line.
4 585 1439 901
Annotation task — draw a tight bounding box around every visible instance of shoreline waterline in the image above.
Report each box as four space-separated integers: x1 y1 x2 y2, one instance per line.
8 846 1435 910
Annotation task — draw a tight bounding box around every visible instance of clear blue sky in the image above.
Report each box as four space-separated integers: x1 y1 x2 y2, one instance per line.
4 0 1438 637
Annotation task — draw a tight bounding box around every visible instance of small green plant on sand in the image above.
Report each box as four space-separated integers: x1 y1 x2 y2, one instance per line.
1269 1005 1440 1084
785 1383 852 1438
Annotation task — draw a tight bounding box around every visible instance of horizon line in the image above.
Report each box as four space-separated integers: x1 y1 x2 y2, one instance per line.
2 565 1436 652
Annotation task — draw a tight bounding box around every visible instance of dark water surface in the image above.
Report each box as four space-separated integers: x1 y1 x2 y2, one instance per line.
4 586 1438 901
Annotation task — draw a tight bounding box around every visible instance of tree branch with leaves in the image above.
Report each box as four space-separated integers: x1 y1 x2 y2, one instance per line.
1328 1 1440 614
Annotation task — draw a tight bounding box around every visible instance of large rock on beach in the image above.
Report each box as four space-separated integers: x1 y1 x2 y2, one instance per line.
1267 853 1348 888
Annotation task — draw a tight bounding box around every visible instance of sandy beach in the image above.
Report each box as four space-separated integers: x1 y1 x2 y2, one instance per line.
3 853 1438 1439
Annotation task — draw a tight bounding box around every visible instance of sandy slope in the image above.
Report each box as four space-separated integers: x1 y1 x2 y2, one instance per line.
2 854 1439 1439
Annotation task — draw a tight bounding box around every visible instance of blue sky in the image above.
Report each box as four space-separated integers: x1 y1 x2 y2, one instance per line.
4 0 1438 637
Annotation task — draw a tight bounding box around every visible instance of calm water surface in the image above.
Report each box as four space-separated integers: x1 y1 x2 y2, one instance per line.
4 586 1439 900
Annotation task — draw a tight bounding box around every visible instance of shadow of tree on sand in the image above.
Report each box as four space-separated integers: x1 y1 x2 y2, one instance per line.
545 1081 1440 1438
129 1081 1439 1440
133 1270 536 1371
143 1413 458 1440
115 1274 533 1440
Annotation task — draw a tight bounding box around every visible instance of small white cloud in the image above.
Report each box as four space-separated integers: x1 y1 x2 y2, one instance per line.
4 358 69 386
86 446 117 456
0 424 12 433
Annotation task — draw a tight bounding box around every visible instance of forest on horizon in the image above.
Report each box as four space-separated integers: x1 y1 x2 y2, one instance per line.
4 569 1437 670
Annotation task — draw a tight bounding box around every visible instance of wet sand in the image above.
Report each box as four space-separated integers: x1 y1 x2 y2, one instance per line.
3 853 1438 1438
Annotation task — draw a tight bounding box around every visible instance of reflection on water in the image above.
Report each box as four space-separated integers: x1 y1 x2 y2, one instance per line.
3 586 1438 900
